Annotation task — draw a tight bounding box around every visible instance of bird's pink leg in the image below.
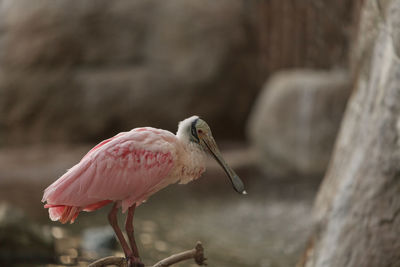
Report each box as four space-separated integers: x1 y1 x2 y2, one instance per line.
125 204 140 258
108 202 133 259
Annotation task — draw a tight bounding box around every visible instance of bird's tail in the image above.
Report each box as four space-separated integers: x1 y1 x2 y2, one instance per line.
44 204 81 224
44 200 112 224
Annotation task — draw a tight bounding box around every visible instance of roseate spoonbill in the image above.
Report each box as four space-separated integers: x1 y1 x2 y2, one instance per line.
42 116 246 267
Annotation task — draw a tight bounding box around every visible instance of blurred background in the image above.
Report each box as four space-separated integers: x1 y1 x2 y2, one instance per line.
0 0 362 266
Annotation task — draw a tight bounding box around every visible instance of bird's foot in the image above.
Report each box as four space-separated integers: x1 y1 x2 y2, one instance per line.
127 256 144 267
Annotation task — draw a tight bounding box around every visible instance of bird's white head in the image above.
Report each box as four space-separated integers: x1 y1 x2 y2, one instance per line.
177 116 247 195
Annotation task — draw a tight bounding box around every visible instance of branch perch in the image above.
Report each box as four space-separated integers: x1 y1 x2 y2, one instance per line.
153 242 206 267
89 256 128 267
88 242 206 267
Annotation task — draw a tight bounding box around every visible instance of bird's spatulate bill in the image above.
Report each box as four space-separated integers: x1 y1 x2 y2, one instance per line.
201 135 246 194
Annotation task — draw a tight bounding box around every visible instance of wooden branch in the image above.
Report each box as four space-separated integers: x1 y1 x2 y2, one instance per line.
88 256 127 267
88 241 206 267
152 242 206 267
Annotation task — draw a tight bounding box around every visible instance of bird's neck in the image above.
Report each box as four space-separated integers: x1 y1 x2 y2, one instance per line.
176 141 207 184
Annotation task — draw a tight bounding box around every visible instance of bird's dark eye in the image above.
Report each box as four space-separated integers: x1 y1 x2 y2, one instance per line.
191 126 199 142
198 129 203 134
190 118 200 143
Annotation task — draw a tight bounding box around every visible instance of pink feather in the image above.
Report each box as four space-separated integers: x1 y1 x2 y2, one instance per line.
42 128 178 223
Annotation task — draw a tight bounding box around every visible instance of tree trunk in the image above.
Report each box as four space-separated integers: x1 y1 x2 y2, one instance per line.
255 0 363 76
299 0 400 266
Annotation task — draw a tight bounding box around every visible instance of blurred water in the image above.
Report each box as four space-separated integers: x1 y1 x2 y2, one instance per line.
0 145 318 266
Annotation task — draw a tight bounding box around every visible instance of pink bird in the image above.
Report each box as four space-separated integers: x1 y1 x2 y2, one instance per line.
42 116 246 267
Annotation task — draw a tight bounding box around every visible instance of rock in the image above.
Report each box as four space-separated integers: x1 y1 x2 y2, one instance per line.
81 226 117 257
0 202 55 265
301 0 400 265
0 0 259 145
0 0 361 145
247 69 350 178
0 0 362 146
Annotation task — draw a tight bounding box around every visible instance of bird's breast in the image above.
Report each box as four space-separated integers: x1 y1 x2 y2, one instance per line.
180 166 205 181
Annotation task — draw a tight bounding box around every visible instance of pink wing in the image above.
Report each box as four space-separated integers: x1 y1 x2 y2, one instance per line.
42 128 177 217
